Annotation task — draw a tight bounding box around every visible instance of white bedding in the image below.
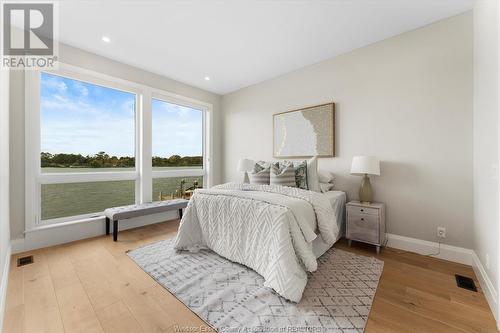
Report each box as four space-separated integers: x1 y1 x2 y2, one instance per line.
312 191 346 258
174 183 345 302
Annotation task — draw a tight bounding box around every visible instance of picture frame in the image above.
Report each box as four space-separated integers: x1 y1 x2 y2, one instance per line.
273 103 335 158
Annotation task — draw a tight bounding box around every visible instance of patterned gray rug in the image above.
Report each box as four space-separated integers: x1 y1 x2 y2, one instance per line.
128 238 384 333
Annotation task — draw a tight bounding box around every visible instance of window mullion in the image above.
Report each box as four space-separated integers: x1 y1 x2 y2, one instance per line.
151 169 204 179
25 70 42 230
140 90 153 203
38 171 136 184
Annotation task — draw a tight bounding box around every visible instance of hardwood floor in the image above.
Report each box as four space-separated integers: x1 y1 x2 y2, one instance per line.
2 220 497 333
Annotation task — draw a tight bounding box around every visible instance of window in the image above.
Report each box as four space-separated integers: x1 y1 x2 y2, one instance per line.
26 65 212 229
35 72 138 224
151 98 205 200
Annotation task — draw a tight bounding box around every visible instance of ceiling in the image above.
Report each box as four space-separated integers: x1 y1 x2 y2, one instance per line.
57 0 473 95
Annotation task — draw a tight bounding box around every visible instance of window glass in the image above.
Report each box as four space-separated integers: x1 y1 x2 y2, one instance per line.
41 180 135 220
152 99 203 170
152 176 203 201
40 72 136 172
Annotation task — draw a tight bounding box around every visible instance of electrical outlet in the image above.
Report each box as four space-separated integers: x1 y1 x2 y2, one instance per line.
437 227 446 238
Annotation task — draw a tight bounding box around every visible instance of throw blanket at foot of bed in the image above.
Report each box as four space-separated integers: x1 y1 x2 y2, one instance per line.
174 183 340 302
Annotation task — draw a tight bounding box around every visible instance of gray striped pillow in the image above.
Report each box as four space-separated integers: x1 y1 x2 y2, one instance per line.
270 162 297 187
248 161 270 184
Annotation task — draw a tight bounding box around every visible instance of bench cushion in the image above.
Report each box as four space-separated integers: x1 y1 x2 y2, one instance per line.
104 199 189 221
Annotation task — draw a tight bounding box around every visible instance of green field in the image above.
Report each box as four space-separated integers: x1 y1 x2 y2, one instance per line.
41 169 202 220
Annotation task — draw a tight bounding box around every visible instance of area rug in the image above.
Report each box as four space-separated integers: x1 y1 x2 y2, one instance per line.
128 238 384 333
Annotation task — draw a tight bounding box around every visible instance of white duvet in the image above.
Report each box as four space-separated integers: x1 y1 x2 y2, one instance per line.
174 182 341 302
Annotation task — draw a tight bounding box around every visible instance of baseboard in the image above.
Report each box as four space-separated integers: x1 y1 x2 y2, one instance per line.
11 211 178 254
0 244 11 333
386 233 473 265
472 251 498 323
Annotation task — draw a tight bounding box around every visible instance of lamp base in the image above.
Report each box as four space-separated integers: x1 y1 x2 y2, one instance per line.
359 174 373 203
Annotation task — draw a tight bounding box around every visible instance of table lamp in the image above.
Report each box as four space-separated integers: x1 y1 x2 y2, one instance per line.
237 158 254 183
350 156 380 203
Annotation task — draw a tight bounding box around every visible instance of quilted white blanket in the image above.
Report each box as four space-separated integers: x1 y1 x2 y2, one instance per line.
174 183 340 302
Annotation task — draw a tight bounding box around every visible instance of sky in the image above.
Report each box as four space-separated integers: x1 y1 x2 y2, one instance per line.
41 72 203 158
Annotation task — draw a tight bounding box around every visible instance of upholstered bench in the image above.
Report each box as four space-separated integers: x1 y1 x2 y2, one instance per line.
104 199 189 241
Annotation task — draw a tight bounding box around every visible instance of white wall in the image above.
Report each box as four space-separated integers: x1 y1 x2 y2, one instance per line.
472 0 500 322
222 13 473 249
0 69 11 332
9 43 222 241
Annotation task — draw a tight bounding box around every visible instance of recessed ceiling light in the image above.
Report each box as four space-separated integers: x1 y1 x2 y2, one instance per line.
204 76 210 81
101 36 111 43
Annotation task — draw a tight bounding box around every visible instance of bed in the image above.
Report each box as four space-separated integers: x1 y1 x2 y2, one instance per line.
174 182 346 302
312 190 346 257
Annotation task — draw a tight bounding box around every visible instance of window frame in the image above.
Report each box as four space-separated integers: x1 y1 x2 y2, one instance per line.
25 63 213 231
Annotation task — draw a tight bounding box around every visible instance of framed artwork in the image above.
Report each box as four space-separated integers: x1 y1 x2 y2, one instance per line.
273 103 335 158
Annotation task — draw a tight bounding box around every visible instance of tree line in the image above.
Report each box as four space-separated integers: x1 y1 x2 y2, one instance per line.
41 152 202 168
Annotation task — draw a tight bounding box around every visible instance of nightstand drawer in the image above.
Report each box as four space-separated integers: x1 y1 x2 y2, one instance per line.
347 214 379 244
347 205 379 216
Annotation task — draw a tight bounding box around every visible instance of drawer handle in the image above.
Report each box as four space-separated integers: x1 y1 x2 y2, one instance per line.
360 209 364 212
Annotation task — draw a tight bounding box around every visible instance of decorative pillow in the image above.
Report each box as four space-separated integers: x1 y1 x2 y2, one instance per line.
248 161 270 184
306 156 320 192
318 170 334 183
319 182 334 193
270 162 297 187
293 160 309 190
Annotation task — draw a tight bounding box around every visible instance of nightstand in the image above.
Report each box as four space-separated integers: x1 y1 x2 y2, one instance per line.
346 201 386 254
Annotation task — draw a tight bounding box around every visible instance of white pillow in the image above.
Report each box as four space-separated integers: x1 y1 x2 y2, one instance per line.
318 170 334 183
319 182 334 193
307 156 320 192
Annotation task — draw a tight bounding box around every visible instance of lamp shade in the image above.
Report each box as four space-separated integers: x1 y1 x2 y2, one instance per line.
350 156 380 176
237 158 254 172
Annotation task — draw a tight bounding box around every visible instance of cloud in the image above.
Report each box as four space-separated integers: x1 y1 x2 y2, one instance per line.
41 116 135 157
53 94 68 103
72 80 89 98
41 74 67 92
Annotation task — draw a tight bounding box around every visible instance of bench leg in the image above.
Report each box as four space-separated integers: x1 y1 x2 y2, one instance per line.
105 217 110 235
113 220 118 242
179 208 183 219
